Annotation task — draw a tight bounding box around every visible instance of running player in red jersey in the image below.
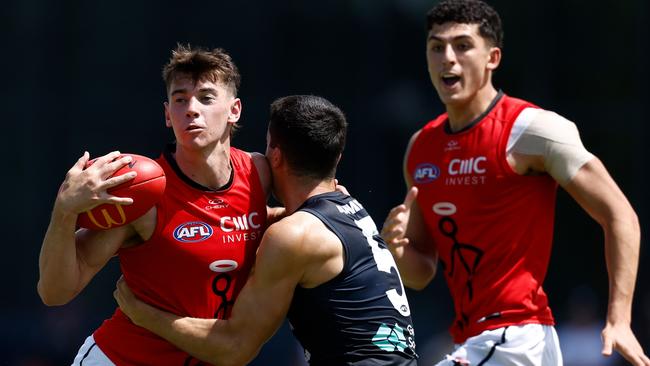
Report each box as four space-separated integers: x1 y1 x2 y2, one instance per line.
381 1 649 365
37 44 276 365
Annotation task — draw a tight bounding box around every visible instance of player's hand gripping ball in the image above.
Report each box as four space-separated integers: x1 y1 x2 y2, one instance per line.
76 154 166 230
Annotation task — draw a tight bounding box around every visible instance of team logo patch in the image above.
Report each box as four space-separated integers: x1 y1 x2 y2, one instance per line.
413 163 440 183
372 323 407 352
173 222 213 242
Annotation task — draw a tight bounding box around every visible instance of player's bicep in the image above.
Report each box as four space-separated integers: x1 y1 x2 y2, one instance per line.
563 158 636 226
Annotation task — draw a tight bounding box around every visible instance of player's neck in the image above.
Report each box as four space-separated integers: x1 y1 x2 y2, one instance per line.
281 177 335 214
173 142 232 190
446 86 498 132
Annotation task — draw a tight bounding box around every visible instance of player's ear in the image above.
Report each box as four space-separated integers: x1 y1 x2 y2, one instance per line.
228 98 242 124
486 46 501 71
164 102 172 127
267 145 282 168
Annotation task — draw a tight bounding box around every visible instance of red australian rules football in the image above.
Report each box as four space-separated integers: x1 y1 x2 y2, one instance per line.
77 154 166 230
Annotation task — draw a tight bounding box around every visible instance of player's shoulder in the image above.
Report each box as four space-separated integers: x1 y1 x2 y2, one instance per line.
267 212 321 240
248 152 269 171
247 153 271 196
522 108 578 137
265 212 339 254
230 149 271 195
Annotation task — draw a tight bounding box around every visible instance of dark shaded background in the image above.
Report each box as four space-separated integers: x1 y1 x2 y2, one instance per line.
3 0 648 365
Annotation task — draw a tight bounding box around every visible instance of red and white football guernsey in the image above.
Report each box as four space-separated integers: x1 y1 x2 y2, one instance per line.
407 93 557 344
93 146 267 365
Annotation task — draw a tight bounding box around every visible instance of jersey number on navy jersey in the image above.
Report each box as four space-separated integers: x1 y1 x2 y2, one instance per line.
355 216 411 316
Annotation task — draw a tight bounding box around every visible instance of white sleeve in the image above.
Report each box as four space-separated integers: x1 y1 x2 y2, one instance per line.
507 108 594 186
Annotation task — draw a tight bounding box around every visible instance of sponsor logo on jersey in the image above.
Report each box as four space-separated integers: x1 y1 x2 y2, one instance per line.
444 140 461 152
220 212 261 232
219 212 263 244
413 163 440 183
448 156 486 175
205 198 229 210
372 323 408 352
173 221 213 242
445 156 488 185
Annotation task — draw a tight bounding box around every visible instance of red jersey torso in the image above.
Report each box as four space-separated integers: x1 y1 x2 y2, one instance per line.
407 94 557 343
93 146 267 365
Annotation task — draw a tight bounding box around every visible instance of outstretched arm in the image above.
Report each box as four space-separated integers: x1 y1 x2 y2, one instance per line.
564 158 649 366
115 223 305 366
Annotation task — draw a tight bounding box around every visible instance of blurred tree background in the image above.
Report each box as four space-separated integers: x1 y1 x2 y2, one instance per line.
2 0 648 364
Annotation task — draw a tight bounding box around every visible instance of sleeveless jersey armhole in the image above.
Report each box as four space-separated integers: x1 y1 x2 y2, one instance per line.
298 208 350 286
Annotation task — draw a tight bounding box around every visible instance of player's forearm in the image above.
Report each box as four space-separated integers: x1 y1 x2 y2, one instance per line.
132 303 252 366
603 210 640 324
395 246 437 290
37 209 83 305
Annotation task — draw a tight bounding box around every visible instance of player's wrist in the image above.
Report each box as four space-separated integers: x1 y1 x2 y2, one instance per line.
606 312 632 326
50 202 81 223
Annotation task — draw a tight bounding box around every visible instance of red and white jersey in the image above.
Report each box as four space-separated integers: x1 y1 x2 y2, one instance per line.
407 93 557 343
93 146 267 365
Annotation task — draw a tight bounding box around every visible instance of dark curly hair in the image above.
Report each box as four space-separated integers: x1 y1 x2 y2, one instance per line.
426 0 503 48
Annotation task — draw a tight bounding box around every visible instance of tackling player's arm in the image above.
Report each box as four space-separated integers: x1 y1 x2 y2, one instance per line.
382 130 438 290
37 151 142 305
114 217 314 366
509 110 649 366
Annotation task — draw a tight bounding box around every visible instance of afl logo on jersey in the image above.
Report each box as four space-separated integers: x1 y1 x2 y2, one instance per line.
173 222 213 243
413 163 440 183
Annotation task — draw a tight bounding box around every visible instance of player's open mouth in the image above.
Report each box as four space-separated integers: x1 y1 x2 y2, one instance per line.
441 74 461 87
186 125 202 131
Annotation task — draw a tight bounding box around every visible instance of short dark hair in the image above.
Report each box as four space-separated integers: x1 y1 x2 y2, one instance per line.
426 0 503 48
268 95 347 180
162 44 241 97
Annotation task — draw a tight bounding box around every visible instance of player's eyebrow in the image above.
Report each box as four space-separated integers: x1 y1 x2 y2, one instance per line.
170 88 187 96
427 34 474 43
170 87 219 96
198 87 218 95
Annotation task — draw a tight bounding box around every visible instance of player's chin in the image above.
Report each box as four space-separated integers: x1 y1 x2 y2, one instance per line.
437 92 463 106
179 136 209 149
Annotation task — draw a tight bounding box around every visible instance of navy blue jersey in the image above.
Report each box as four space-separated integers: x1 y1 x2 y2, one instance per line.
287 192 417 366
